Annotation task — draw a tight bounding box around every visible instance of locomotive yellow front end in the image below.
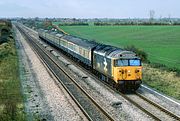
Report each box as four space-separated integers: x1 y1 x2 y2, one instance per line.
113 59 142 81
112 58 142 91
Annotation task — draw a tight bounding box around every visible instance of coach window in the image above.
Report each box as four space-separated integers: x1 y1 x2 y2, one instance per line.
71 43 74 50
79 47 82 55
63 41 66 47
68 43 71 49
73 44 75 50
83 49 85 56
85 50 88 58
61 41 63 46
71 43 73 49
55 37 59 43
64 41 68 47
59 39 61 44
62 41 65 46
74 45 76 51
71 43 73 50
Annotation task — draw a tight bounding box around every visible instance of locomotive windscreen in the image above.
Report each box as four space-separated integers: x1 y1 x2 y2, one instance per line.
114 59 141 66
129 59 141 66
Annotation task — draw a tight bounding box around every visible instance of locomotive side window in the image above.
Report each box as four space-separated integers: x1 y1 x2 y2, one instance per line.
129 59 141 66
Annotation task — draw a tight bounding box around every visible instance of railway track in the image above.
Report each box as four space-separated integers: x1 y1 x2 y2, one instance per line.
18 24 180 121
34 32 180 120
16 24 115 121
135 92 180 121
121 92 180 121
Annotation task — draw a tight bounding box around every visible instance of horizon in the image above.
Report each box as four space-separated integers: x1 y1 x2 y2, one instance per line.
1 17 180 19
0 0 180 18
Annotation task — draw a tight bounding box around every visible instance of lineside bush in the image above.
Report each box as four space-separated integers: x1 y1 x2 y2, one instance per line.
0 22 26 121
124 45 148 62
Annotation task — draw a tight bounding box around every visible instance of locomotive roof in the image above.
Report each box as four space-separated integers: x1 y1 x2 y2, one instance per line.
62 35 98 49
108 50 138 59
94 45 139 59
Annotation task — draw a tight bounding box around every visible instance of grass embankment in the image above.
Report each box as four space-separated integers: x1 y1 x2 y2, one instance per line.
143 64 180 100
0 25 26 120
59 25 180 99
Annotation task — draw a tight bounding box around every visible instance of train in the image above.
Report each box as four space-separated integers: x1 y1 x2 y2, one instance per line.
38 29 142 91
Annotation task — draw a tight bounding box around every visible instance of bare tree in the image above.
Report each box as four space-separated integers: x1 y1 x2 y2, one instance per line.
168 14 172 23
149 10 155 22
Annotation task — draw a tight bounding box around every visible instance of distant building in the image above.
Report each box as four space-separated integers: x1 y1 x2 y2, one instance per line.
0 20 7 26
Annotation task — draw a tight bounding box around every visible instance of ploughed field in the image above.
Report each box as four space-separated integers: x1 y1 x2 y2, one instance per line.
60 25 180 70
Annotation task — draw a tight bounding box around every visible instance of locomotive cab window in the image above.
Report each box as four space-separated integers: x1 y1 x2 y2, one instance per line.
129 59 141 66
115 59 128 66
115 59 141 66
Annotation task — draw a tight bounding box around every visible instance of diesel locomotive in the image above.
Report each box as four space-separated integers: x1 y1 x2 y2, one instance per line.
38 29 142 91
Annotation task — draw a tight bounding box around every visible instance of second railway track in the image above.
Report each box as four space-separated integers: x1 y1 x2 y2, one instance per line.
135 92 180 121
16 24 115 121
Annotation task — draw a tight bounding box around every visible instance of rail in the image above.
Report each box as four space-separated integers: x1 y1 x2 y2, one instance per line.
16 24 115 121
135 92 180 121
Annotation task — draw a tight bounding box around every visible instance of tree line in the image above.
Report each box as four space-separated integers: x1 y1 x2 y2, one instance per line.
58 22 88 26
94 22 180 26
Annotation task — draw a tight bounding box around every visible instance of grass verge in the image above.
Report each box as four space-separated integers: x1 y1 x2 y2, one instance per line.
0 29 26 120
143 64 180 100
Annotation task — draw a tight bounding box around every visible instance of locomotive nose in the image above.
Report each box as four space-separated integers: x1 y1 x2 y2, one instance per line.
118 67 142 80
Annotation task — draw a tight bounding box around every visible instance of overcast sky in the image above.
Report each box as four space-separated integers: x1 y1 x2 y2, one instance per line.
0 0 180 18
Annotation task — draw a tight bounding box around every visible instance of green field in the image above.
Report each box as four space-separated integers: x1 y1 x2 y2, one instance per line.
60 25 180 69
